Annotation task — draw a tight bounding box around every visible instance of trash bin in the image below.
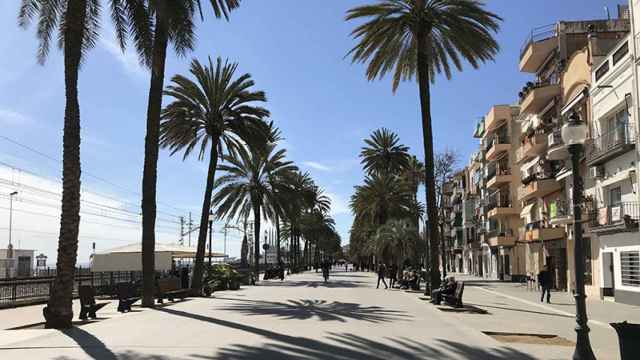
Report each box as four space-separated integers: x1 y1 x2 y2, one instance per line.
611 321 640 360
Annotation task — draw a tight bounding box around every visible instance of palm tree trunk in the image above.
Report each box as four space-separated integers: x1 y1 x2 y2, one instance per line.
191 142 219 294
416 29 441 290
275 214 281 264
141 6 169 308
253 202 261 278
44 0 85 329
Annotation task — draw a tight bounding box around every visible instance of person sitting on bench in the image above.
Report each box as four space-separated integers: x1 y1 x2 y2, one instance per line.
431 277 456 305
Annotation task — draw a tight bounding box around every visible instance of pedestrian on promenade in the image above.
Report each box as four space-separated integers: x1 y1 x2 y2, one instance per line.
389 263 398 288
376 263 388 289
538 266 553 303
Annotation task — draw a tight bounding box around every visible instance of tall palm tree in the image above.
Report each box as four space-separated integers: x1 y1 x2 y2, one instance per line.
360 128 410 176
212 143 297 276
346 0 501 288
17 0 150 329
159 56 269 294
138 0 240 307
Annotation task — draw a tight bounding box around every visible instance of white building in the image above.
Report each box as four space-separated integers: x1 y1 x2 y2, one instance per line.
0 248 35 278
589 30 640 305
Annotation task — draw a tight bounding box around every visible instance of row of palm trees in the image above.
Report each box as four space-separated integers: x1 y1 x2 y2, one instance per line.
345 0 502 288
19 0 340 329
349 128 425 270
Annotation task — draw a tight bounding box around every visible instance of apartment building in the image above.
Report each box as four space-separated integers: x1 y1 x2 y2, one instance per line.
516 16 629 291
447 170 466 273
479 105 525 281
462 152 483 276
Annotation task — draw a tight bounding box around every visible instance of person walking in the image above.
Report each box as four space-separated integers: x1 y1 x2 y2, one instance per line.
537 266 553 303
389 263 398 288
376 263 388 289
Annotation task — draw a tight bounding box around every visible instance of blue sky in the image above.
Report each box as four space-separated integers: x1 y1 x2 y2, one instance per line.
0 1 628 263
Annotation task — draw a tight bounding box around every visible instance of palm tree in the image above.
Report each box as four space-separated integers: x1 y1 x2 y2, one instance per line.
138 0 240 307
159 56 269 294
346 0 501 288
212 143 297 276
360 128 410 176
17 0 149 329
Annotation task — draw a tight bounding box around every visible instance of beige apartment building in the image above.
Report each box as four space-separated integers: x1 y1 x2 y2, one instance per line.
480 105 525 281
516 15 629 291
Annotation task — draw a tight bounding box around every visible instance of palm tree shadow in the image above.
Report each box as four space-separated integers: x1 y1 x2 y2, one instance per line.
262 279 368 289
156 307 536 360
53 326 118 360
194 332 538 360
215 297 409 323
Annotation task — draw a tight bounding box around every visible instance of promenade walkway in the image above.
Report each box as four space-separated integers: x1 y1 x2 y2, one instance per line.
0 270 631 359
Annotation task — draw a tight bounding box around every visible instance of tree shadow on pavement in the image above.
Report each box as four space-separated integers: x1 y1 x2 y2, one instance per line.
54 326 118 360
261 279 369 289
215 298 409 323
156 306 536 360
465 302 574 319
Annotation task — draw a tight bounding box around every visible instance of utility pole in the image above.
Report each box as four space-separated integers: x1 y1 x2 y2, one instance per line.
188 212 193 247
179 216 185 245
208 210 214 265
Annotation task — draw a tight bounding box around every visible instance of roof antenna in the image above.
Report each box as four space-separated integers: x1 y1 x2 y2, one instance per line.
605 6 611 20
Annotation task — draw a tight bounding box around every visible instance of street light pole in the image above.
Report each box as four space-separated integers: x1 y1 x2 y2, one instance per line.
562 113 596 360
8 191 18 250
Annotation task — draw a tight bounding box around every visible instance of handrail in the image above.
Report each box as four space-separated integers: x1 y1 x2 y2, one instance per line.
520 23 557 59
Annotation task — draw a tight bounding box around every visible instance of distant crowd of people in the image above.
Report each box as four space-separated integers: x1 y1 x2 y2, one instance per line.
373 263 421 290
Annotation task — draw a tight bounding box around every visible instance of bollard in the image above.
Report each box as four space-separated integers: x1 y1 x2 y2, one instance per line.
611 321 640 360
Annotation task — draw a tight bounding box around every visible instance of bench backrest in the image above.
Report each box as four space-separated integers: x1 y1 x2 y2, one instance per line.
117 282 136 299
157 277 181 293
79 285 96 306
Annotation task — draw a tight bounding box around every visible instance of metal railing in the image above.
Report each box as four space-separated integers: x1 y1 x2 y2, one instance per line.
520 23 557 59
487 228 515 238
487 192 511 211
588 123 636 163
0 271 150 308
591 202 640 228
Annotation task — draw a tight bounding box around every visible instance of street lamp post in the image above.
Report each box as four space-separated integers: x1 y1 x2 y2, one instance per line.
208 210 214 266
562 112 596 360
6 191 18 279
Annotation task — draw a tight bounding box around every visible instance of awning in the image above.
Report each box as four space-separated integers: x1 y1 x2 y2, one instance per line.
601 169 633 188
561 88 588 116
520 203 536 218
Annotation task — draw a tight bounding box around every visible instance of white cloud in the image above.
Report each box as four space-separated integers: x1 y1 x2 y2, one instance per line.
0 108 32 126
325 192 350 216
302 161 332 172
99 35 147 77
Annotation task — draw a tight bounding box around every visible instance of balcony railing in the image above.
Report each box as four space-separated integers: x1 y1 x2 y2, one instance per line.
487 228 515 239
487 193 512 212
520 24 557 59
587 123 636 166
591 202 640 229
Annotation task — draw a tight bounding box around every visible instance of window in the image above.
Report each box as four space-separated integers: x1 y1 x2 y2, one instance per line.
613 41 629 65
620 251 640 287
595 60 610 82
609 187 622 207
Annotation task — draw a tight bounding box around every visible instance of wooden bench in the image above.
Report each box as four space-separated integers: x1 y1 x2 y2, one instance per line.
156 277 189 304
442 281 465 308
117 282 140 313
79 285 109 320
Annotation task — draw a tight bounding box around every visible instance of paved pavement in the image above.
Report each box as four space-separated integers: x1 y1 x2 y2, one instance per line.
0 270 632 359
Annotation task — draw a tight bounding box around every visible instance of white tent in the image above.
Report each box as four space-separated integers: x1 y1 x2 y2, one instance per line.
90 243 225 272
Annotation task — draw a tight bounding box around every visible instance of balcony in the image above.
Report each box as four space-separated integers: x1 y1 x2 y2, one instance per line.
591 202 640 233
517 132 547 163
520 222 565 242
487 194 518 219
484 106 512 135
587 124 636 166
546 129 568 161
519 81 561 115
519 24 558 73
486 168 512 189
486 135 511 161
518 178 561 202
487 229 516 247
